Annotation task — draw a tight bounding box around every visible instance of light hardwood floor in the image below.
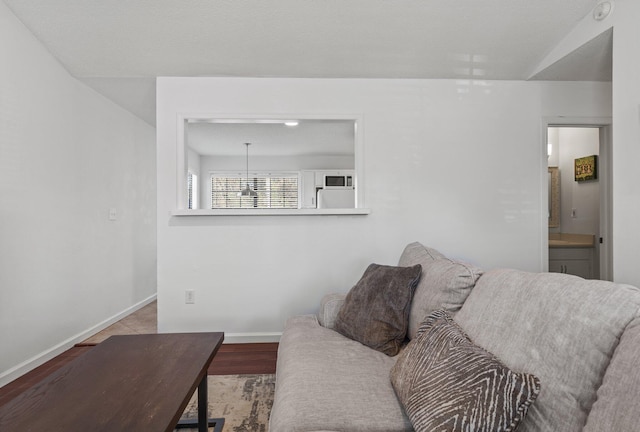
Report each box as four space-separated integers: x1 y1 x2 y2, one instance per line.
79 300 158 345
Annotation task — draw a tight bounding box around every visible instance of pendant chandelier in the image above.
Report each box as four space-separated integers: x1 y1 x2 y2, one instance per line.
240 142 257 198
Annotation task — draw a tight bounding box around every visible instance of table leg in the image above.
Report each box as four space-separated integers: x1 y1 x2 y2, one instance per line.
175 375 224 432
198 374 207 432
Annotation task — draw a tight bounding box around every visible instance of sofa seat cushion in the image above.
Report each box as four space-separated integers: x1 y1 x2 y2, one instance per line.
391 310 540 432
334 263 422 356
454 269 640 432
270 315 413 432
398 242 482 339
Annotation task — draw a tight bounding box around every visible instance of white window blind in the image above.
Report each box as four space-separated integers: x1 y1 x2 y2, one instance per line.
211 172 299 209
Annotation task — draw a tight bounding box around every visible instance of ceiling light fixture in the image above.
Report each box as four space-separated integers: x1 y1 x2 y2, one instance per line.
284 121 299 127
239 142 258 198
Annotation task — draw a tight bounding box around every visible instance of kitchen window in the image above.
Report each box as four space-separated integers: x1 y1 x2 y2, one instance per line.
210 172 299 209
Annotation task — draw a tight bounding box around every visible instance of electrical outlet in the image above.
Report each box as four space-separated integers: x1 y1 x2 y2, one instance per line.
185 290 195 304
571 208 577 218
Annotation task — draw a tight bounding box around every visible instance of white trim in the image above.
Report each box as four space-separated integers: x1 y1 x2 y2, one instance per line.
540 116 613 276
598 125 613 281
0 294 157 388
222 332 282 344
540 122 551 272
172 208 371 216
176 113 366 212
177 116 188 210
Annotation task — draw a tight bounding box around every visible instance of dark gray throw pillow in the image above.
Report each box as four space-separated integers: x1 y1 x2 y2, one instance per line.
390 310 541 432
334 263 422 356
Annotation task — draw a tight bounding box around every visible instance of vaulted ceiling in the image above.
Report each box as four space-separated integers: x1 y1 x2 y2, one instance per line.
3 0 612 125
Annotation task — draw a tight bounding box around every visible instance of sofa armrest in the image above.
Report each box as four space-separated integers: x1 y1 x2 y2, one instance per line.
317 293 346 329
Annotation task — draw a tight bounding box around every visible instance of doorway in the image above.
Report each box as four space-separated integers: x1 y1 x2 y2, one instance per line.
545 123 612 281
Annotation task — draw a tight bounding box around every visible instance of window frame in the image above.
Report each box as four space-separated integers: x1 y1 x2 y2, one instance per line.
174 113 370 216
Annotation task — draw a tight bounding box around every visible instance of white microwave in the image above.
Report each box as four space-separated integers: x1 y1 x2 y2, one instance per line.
324 175 353 189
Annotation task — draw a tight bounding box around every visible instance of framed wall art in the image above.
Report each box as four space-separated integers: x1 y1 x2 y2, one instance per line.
574 155 598 182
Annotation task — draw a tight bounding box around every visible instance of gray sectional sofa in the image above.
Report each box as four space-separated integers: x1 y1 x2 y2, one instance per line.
269 242 640 432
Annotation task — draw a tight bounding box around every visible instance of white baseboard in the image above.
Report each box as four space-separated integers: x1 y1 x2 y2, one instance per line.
222 332 282 344
0 294 157 388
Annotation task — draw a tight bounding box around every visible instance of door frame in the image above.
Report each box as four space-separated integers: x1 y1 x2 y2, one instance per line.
540 117 613 280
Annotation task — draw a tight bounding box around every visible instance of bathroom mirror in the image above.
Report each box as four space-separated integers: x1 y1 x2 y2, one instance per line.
177 116 363 213
548 167 560 228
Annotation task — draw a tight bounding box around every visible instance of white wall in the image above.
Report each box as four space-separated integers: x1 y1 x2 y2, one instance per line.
532 0 640 287
0 2 157 385
610 0 640 286
199 155 354 172
157 77 610 341
187 148 202 178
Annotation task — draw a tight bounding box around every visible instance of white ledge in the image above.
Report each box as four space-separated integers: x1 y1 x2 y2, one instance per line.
171 208 371 216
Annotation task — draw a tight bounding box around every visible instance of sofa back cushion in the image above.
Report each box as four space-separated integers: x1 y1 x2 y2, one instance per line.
398 242 482 339
454 269 640 432
317 293 347 329
583 315 640 431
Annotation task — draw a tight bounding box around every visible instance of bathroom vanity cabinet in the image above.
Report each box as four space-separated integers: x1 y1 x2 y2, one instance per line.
549 233 596 279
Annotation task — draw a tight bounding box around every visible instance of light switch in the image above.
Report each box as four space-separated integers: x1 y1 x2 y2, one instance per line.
185 290 195 304
109 208 117 221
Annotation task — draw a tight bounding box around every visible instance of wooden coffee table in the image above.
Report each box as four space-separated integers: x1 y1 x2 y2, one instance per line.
0 332 224 432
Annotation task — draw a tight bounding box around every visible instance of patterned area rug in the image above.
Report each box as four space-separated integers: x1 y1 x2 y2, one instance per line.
178 374 276 432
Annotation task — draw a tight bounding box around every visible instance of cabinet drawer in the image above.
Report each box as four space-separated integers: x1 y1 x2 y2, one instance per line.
549 248 592 261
